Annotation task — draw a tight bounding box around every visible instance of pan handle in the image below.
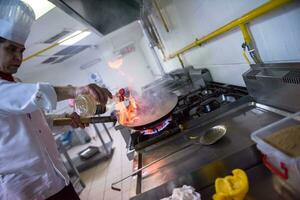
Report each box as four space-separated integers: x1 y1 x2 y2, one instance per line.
53 116 116 126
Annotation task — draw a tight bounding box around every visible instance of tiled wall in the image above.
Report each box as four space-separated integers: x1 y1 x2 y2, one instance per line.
152 0 300 86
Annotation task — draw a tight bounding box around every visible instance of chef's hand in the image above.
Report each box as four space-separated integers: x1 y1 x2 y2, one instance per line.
75 84 113 105
66 112 88 129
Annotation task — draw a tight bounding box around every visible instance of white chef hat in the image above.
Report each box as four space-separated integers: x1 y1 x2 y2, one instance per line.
0 0 35 45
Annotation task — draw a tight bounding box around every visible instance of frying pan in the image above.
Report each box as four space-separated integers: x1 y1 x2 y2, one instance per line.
53 93 178 130
118 93 178 130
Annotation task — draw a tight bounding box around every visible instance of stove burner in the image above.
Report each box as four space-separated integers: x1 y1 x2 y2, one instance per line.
130 118 180 150
220 94 236 103
141 117 172 135
128 82 248 150
201 89 213 95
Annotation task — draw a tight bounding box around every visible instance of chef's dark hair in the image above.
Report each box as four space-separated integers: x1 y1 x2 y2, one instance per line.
0 37 6 43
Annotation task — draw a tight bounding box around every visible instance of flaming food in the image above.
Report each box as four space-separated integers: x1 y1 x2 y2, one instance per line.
115 88 177 128
115 94 139 125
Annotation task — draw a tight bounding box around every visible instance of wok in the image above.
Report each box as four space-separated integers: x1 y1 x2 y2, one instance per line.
119 93 178 130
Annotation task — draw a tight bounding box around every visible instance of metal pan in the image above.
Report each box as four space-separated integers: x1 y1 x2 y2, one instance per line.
119 93 178 130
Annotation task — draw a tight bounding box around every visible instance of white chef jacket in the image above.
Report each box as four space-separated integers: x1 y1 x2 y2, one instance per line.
0 79 70 200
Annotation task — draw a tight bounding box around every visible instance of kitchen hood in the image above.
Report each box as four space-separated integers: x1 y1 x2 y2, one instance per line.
49 0 141 35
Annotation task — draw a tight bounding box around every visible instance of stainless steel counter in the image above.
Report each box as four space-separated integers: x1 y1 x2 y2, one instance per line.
131 153 296 200
129 97 292 199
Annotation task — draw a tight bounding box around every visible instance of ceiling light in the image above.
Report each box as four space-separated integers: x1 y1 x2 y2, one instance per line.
108 56 123 69
58 30 91 45
22 0 55 19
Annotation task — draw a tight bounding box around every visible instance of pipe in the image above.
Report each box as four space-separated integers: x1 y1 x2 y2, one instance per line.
168 0 292 59
239 24 251 45
153 0 170 32
242 50 251 65
177 54 185 68
240 23 262 64
23 29 89 62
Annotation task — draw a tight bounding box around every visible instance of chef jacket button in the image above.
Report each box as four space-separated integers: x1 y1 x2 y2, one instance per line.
38 130 42 133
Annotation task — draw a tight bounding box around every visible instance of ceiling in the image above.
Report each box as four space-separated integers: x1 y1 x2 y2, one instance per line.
18 5 144 78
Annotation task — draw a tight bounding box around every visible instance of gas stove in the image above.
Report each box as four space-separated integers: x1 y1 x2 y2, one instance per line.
129 82 248 151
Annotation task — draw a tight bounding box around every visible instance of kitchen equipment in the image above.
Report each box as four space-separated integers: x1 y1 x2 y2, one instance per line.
122 82 247 152
243 62 300 112
130 99 291 199
78 146 100 160
119 93 178 130
50 0 140 35
126 62 300 199
187 125 227 145
53 116 116 126
142 67 212 96
111 124 227 191
251 112 300 193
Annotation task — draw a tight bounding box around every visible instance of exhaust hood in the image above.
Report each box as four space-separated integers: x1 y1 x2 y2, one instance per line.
49 0 141 35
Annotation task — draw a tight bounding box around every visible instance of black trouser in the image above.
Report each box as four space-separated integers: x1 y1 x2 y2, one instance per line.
46 183 80 200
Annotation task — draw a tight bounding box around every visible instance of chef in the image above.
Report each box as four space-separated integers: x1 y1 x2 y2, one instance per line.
0 0 112 199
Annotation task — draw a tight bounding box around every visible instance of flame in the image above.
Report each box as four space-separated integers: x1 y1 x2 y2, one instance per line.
116 95 139 125
142 117 172 135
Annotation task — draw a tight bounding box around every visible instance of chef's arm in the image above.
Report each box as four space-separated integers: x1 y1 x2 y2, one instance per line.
47 112 86 130
54 86 76 101
0 81 57 116
0 81 111 116
46 113 71 134
54 84 112 104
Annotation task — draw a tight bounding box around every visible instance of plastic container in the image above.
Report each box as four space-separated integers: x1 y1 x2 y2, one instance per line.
251 112 300 192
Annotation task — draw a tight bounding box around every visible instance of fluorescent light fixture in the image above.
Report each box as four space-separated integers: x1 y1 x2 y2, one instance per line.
22 0 55 19
58 30 91 45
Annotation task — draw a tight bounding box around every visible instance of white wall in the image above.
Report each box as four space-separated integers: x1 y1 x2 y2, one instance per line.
151 0 300 86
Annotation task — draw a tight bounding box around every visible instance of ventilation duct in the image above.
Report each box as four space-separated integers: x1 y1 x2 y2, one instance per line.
49 0 141 35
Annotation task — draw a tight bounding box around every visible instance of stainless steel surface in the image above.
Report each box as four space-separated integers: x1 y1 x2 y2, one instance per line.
132 100 290 196
131 148 275 200
112 125 227 191
50 0 140 35
93 124 110 156
111 143 193 191
243 62 300 112
57 141 85 193
142 67 212 96
199 125 227 145
186 125 227 145
102 123 113 142
188 67 212 89
132 162 300 199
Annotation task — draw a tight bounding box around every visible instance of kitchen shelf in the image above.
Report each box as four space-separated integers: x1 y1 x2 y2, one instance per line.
65 141 114 172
